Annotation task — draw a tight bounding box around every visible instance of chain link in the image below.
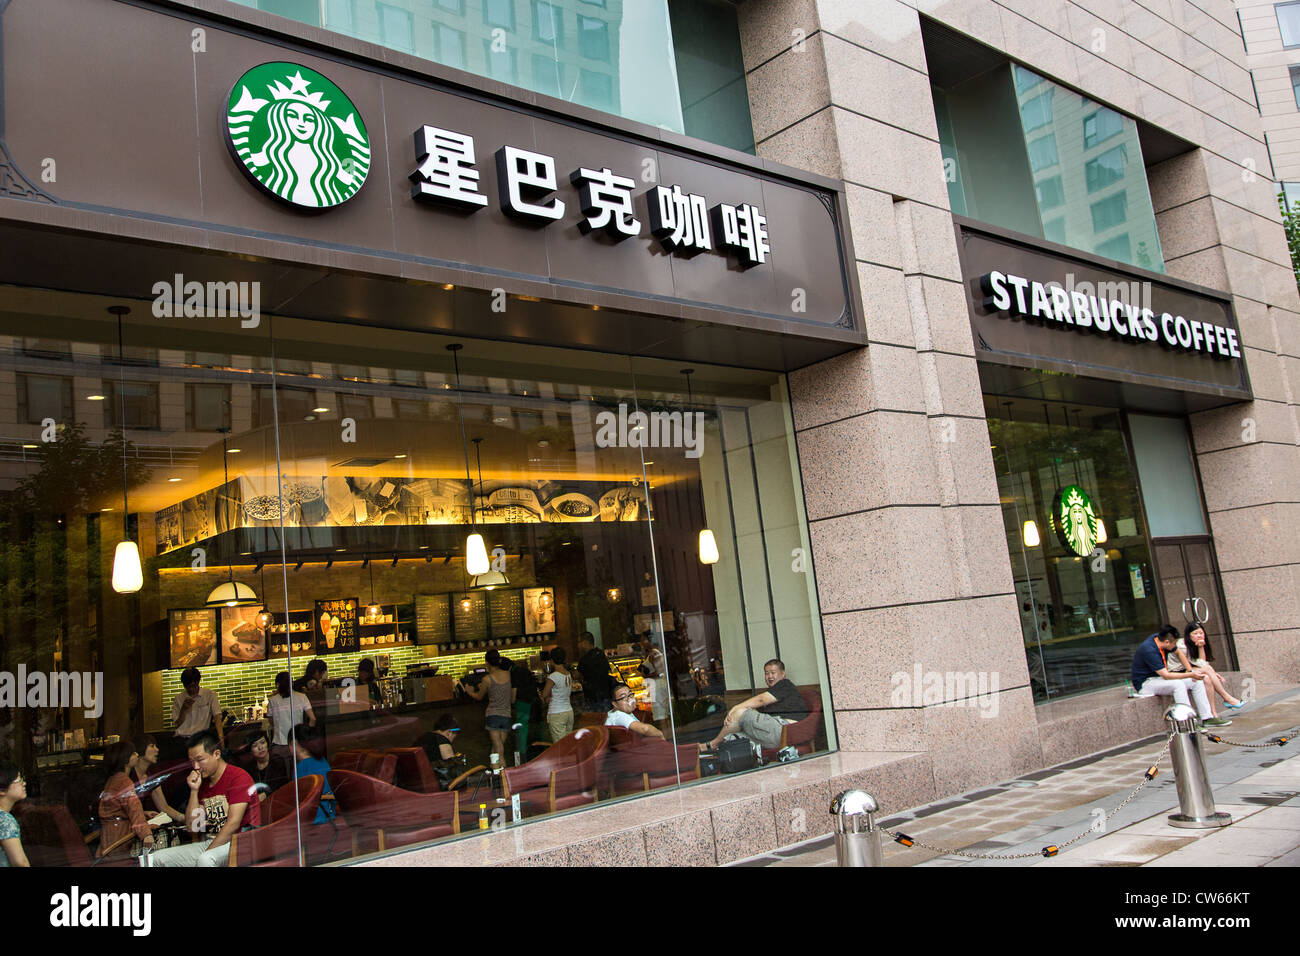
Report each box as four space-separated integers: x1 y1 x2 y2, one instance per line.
880 735 1176 862
1199 725 1298 750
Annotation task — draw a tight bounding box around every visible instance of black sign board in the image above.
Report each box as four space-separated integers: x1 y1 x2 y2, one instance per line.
315 598 359 655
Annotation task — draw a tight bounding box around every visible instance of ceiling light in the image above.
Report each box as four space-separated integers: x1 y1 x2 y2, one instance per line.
312 407 329 413
443 283 455 290
112 542 143 594
493 417 508 423
699 529 720 565
167 477 182 483
22 443 38 449
227 448 242 454
304 414 317 421
86 394 106 401
395 453 407 459
204 579 259 608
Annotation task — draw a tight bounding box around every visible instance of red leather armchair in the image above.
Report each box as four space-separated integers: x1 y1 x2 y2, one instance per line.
228 774 324 867
328 768 462 853
760 689 823 761
502 727 607 816
385 747 484 793
359 751 397 784
604 734 702 796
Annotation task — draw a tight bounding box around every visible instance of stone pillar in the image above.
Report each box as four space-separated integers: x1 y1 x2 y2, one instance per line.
738 0 1041 795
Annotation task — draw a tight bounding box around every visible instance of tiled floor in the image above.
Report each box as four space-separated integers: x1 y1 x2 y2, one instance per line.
741 685 1300 868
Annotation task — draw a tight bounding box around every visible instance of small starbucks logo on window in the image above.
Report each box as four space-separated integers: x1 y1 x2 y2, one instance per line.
225 62 370 209
1055 485 1099 557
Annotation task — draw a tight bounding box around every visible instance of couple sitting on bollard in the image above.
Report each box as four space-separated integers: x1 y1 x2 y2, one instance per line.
1130 623 1245 727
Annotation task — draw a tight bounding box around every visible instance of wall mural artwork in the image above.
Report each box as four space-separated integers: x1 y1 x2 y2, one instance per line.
155 477 648 553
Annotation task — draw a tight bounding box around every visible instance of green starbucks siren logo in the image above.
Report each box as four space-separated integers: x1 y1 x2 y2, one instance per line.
226 62 369 209
1055 485 1100 557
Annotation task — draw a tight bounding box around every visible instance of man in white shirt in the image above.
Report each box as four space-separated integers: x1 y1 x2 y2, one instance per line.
171 667 223 756
605 683 663 739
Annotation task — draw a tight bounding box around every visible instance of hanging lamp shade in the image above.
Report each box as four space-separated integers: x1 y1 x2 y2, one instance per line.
1095 519 1108 544
1022 520 1041 548
470 569 510 591
112 541 144 594
465 532 490 575
699 529 720 565
365 602 383 621
256 608 274 630
205 579 260 608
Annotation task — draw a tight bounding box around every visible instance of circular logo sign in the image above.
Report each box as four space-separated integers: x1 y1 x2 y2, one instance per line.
225 62 370 209
1054 485 1099 557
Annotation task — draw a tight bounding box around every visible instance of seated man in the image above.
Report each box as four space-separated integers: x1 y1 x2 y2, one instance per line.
701 659 807 753
605 683 664 739
1131 625 1228 727
148 730 260 867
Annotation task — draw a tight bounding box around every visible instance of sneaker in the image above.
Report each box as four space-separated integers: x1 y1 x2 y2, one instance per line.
777 745 800 763
1203 717 1232 727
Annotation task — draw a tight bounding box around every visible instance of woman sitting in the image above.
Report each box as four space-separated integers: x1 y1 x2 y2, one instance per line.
130 733 186 824
98 740 155 859
0 761 30 867
1175 623 1244 711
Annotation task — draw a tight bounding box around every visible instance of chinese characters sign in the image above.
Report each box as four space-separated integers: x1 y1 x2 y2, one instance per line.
315 597 359 655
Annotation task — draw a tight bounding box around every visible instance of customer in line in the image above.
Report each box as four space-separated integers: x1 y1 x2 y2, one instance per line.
147 730 260 867
542 647 575 741
460 650 516 768
97 740 154 859
577 632 613 714
699 659 807 753
1130 625 1227 727
511 656 540 754
170 667 222 756
0 761 30 867
130 733 186 824
269 671 315 746
606 683 664 739
1173 623 1245 712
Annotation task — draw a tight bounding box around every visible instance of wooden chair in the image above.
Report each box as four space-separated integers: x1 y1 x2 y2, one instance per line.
760 689 824 762
385 746 483 792
501 727 608 816
328 768 463 854
227 775 323 867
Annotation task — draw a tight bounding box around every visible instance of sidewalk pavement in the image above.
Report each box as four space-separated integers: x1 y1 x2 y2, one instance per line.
737 684 1300 868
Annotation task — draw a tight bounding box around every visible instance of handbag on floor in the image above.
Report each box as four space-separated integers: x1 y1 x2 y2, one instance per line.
717 736 756 773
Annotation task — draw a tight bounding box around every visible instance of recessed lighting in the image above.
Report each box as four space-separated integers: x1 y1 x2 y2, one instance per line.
419 545 429 550
591 305 601 311
394 453 407 459
227 448 242 454
312 407 329 414
86 394 106 401
167 477 182 483
304 415 317 421
100 507 112 512
336 548 346 552
22 443 38 449
537 440 549 448
492 417 508 424
643 461 654 466
442 283 454 291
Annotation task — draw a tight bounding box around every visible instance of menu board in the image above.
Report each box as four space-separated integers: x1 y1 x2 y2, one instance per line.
169 608 218 669
266 610 314 658
219 606 267 663
488 589 523 638
451 592 488 642
415 594 451 645
315 597 359 655
523 587 556 635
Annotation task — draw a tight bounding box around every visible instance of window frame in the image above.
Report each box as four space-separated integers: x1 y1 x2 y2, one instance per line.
532 0 563 46
1090 189 1129 232
1279 1 1300 49
483 0 517 31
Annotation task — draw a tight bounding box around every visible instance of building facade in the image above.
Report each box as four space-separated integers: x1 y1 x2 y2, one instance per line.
1240 0 1300 208
0 0 1296 867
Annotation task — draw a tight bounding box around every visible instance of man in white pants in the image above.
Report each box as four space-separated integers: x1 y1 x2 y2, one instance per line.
1130 626 1230 727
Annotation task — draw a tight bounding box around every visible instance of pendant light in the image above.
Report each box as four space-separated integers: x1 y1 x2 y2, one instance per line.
682 368 718 565
1001 401 1040 549
109 306 143 594
448 344 490 576
469 436 509 590
364 554 383 621
255 563 274 630
205 426 259 608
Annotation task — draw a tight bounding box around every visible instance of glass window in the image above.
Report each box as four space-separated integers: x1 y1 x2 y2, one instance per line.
1015 64 1043 93
987 397 1161 701
105 382 160 430
1019 89 1054 131
533 0 563 45
1291 65 1300 108
1127 415 1207 537
1035 175 1065 209
1091 191 1128 231
1043 217 1066 243
1085 144 1127 193
435 0 464 13
579 68 613 111
484 40 518 83
1026 134 1058 172
532 53 564 97
1083 108 1123 149
434 24 466 70
186 384 231 432
1095 233 1132 261
17 373 73 425
377 3 414 53
1280 2 1300 47
257 0 319 25
578 14 609 60
21 338 71 360
484 0 516 30
1284 181 1300 212
323 0 354 32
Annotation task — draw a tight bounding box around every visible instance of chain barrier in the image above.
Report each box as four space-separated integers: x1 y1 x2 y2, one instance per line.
1199 725 1297 750
881 735 1176 861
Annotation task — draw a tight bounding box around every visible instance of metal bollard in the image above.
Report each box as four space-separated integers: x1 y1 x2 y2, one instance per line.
830 789 884 867
1164 704 1232 829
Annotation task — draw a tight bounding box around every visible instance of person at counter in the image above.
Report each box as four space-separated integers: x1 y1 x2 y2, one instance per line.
293 659 328 694
97 741 154 859
147 730 260 867
578 633 613 714
130 734 186 825
170 667 222 756
606 683 664 739
542 648 574 741
240 731 288 808
356 658 383 708
0 760 30 867
270 671 316 745
460 650 516 769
